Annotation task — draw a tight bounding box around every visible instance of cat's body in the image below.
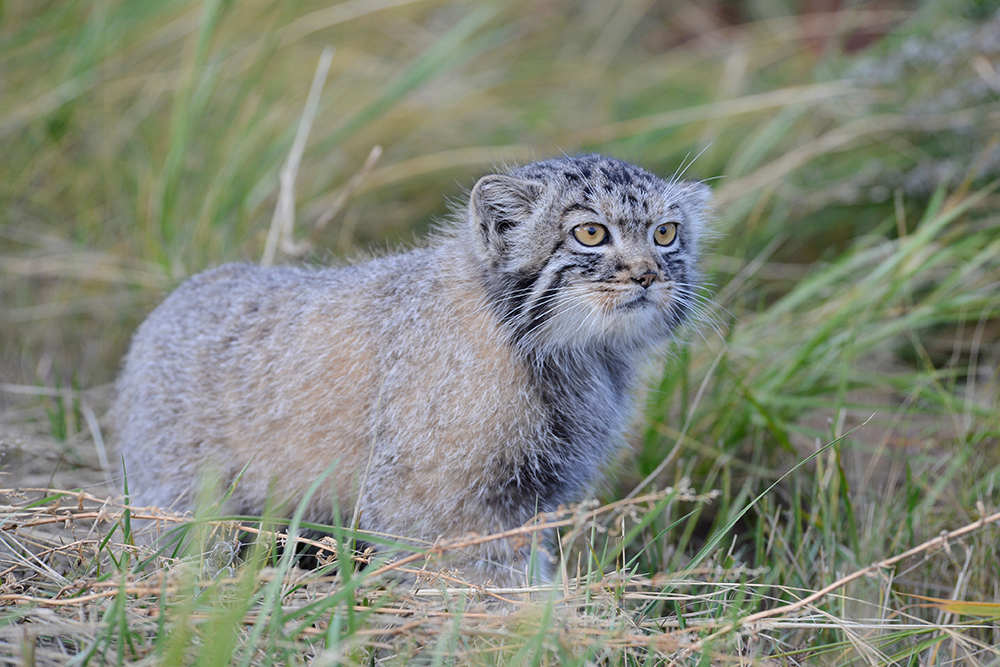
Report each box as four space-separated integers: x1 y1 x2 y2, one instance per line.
114 154 711 585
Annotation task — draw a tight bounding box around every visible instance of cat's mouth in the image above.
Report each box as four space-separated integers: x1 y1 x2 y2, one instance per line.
618 292 651 310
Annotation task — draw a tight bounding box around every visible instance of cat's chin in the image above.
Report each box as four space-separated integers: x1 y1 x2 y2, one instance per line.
536 308 671 349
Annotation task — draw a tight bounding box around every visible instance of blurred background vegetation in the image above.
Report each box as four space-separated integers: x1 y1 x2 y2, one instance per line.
3 0 995 385
2 0 1000 662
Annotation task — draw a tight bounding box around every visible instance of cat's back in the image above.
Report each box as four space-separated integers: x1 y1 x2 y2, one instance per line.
117 261 371 411
120 253 439 390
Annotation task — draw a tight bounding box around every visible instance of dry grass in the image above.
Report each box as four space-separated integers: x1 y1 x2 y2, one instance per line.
2 487 998 666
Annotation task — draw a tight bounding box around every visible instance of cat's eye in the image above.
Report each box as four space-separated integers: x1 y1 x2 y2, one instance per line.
573 223 608 247
654 222 678 247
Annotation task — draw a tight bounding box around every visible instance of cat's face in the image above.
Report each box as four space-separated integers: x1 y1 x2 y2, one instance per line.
471 155 711 352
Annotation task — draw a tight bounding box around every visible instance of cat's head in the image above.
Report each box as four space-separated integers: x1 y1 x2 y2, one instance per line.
469 154 712 353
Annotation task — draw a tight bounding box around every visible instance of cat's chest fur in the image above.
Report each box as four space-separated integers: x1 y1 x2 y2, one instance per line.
518 349 634 502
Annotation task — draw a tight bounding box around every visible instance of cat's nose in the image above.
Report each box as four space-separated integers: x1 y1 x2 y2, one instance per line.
633 271 657 288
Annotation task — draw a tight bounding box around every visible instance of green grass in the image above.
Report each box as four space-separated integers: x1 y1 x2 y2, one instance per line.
2 0 1000 664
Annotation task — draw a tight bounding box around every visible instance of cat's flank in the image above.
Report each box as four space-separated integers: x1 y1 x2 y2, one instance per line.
114 154 711 585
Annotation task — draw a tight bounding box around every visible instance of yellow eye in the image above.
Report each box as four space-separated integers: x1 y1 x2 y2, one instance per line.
654 222 678 247
572 223 608 247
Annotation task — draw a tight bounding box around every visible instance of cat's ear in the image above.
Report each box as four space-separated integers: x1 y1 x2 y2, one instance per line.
470 174 544 260
680 181 712 217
